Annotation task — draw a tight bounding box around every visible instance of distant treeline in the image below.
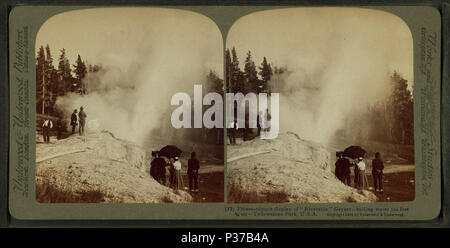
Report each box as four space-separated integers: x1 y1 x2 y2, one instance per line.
330 71 414 146
227 47 414 146
37 45 412 146
36 44 101 117
36 45 225 144
355 71 414 145
36 45 225 120
226 47 273 94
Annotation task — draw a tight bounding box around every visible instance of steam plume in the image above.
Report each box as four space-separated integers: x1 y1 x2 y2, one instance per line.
49 8 222 145
227 7 413 144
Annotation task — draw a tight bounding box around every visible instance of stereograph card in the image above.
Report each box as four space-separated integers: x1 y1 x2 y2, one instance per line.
7 5 442 222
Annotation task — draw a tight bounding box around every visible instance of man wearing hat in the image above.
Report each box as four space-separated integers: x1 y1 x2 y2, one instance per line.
150 151 167 185
70 109 78 134
78 106 87 136
42 118 53 144
372 152 384 193
188 152 200 192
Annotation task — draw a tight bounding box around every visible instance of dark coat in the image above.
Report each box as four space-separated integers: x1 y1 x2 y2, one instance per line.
150 157 166 178
372 158 384 174
71 113 77 126
187 158 200 175
335 158 350 179
341 158 351 175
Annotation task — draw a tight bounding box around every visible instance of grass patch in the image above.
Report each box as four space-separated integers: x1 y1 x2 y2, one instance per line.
36 182 105 203
228 184 290 203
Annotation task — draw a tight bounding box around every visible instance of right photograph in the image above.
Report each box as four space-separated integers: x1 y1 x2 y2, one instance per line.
226 8 415 203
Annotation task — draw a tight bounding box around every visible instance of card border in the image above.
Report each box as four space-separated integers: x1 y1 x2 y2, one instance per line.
2 2 445 227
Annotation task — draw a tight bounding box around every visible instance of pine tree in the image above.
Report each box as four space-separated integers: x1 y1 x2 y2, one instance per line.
243 51 259 94
49 69 59 116
230 47 244 93
57 48 74 97
258 57 273 93
57 49 66 95
385 71 414 145
73 54 87 94
225 49 232 93
44 45 58 115
36 46 45 114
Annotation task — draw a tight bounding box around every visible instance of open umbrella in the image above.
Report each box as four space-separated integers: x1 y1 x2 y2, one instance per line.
159 145 182 158
343 145 366 159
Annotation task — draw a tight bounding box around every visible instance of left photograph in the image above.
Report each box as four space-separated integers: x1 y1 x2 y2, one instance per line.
34 8 224 203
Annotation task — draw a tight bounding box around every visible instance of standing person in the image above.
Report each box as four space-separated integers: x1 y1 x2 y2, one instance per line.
70 109 78 134
263 108 271 132
150 152 159 182
171 157 183 190
356 157 368 190
353 159 359 188
335 152 351 185
78 106 87 136
150 152 167 185
157 155 167 186
258 108 271 138
42 119 53 144
164 159 171 186
188 152 200 192
342 157 352 186
257 111 262 137
334 152 345 182
56 117 63 140
227 121 233 145
228 120 238 145
234 120 239 144
372 152 385 193
169 158 175 187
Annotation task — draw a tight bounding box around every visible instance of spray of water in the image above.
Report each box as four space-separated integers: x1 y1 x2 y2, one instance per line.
51 8 223 146
269 45 393 144
227 7 413 145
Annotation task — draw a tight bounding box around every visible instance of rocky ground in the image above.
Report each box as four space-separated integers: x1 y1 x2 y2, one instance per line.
36 131 192 203
227 132 377 203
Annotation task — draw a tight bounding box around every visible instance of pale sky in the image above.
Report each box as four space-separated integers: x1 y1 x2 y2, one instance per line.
227 7 414 86
36 8 224 145
36 7 223 74
36 7 413 86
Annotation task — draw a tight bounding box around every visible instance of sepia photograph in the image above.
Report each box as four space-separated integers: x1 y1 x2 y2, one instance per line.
34 8 224 203
226 8 415 203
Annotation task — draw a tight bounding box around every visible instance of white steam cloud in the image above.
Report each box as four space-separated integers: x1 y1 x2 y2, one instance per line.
45 8 222 145
227 7 413 145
